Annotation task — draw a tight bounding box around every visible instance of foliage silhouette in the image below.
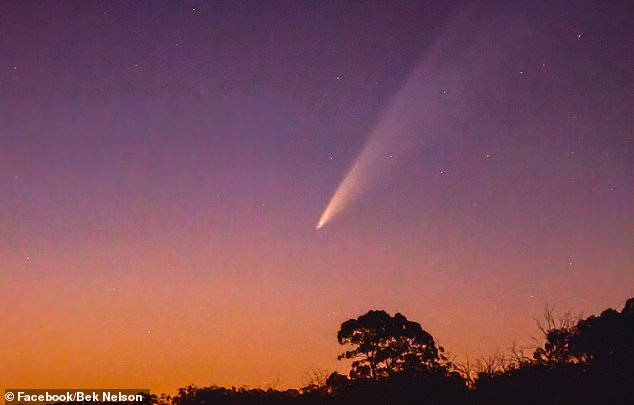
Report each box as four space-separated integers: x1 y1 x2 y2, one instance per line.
336 310 448 380
570 297 634 367
474 297 634 405
79 297 632 404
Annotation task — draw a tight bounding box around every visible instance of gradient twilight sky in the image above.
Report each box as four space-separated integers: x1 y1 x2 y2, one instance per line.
1 0 633 395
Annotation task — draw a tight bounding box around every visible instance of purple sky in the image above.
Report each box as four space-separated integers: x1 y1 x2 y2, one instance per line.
1 0 632 393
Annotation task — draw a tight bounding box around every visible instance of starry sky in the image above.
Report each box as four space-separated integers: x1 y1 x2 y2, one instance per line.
1 0 633 395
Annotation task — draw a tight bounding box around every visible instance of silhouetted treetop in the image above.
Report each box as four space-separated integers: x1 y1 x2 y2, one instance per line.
530 297 634 370
337 310 447 380
568 298 634 368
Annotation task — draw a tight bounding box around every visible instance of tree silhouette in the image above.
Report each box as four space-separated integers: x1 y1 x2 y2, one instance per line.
529 299 634 369
532 305 580 366
474 297 634 405
337 310 446 380
569 297 634 367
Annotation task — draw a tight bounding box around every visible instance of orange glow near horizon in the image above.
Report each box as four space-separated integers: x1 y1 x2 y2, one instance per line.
2 216 632 395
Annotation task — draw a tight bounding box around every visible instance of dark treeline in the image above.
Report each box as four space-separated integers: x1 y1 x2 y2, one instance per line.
64 297 634 405
153 297 633 405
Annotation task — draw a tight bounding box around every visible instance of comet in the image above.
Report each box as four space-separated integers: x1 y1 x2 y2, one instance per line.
315 7 480 230
316 49 443 230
